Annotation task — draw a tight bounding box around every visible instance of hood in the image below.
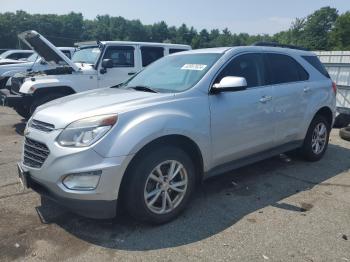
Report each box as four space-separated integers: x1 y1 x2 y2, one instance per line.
0 59 27 65
33 88 173 128
18 31 79 72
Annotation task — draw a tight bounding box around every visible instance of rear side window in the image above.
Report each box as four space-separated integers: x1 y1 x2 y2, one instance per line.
103 46 135 67
302 55 330 78
266 53 309 85
141 46 164 67
169 48 188 54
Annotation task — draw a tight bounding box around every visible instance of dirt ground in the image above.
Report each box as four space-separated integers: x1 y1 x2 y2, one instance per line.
0 106 349 262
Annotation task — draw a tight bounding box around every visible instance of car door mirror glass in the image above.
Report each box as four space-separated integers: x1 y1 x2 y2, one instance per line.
212 76 247 93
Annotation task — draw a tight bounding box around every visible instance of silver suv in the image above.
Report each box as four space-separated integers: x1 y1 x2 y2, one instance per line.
19 43 336 224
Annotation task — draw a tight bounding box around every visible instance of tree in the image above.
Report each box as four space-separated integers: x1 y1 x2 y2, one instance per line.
331 12 350 50
302 6 338 50
0 8 348 50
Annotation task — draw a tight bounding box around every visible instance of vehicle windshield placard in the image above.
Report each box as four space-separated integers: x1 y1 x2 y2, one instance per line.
181 64 207 71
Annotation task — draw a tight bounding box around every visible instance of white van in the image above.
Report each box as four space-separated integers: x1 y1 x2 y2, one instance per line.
0 30 191 118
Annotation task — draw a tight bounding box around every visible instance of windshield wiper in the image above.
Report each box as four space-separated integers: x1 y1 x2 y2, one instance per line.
129 85 158 93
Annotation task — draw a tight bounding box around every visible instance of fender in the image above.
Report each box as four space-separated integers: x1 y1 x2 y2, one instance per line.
19 76 77 94
93 97 212 172
299 79 336 139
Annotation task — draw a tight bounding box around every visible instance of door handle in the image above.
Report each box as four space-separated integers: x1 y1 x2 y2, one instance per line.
303 87 311 93
259 96 272 103
128 72 136 75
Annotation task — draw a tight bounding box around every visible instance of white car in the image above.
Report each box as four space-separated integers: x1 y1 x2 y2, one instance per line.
0 30 191 118
0 49 34 65
0 48 76 89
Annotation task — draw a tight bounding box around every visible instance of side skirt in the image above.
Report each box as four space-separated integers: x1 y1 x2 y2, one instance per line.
204 141 303 179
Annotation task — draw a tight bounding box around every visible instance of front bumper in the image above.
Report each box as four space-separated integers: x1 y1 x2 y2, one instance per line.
25 172 117 219
0 88 32 108
20 128 134 219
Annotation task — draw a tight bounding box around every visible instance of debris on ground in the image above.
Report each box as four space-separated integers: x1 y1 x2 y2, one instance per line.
263 254 269 260
342 234 348 241
279 154 292 162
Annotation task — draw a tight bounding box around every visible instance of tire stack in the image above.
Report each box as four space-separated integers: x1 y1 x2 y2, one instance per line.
339 126 350 142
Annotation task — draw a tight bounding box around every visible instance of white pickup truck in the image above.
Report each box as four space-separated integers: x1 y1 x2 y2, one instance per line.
0 30 191 118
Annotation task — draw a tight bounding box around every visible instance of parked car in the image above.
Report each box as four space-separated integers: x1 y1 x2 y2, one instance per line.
0 49 34 65
18 43 335 223
0 47 76 89
0 30 191 118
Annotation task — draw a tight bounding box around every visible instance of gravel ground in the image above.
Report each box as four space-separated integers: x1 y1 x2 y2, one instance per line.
0 106 349 262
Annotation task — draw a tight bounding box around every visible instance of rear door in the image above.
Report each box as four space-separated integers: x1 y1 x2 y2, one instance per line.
209 53 275 167
264 53 310 144
98 45 138 88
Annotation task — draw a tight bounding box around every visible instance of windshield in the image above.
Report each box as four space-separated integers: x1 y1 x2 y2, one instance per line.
26 53 39 62
72 47 101 64
122 53 221 93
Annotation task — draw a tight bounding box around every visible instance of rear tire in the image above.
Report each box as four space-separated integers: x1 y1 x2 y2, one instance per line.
339 126 350 142
122 146 196 224
300 114 330 162
29 93 65 116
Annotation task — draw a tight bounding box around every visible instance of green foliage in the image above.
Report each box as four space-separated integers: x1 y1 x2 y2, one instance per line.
330 11 350 50
0 7 348 50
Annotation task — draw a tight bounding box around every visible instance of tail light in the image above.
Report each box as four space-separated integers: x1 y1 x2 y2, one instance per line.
332 82 337 95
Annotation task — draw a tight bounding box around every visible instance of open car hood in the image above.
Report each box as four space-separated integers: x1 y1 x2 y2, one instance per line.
18 30 79 72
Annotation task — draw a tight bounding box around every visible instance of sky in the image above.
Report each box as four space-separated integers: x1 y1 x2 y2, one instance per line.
2 0 349 35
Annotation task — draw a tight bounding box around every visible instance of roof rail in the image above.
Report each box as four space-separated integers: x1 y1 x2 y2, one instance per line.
252 42 309 51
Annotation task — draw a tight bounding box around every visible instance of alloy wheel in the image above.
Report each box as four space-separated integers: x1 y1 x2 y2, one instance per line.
144 160 188 214
311 122 327 154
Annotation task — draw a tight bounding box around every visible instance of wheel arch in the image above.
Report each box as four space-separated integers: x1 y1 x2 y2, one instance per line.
33 86 76 98
314 106 334 127
118 134 204 200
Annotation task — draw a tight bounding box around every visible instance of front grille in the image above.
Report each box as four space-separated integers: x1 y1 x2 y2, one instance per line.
30 119 55 132
23 138 50 168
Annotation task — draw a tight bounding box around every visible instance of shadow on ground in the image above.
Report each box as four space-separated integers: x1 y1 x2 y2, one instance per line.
14 119 26 136
29 143 350 251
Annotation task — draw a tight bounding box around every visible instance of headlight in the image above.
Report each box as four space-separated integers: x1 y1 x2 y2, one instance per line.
57 114 118 147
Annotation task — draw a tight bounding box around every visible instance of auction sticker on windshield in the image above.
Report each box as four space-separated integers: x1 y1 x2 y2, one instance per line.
181 64 207 71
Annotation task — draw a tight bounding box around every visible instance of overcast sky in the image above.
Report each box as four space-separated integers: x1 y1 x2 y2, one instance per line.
2 0 349 35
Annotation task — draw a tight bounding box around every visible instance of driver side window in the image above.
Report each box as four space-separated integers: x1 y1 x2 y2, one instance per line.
103 46 135 68
215 53 265 88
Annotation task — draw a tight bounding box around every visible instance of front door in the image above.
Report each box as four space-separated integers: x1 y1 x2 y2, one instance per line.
98 45 138 88
209 53 275 167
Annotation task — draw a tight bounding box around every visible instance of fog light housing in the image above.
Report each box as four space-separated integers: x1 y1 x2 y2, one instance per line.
62 171 102 191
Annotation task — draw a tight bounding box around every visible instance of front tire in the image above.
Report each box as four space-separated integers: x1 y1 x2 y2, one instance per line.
300 115 330 161
123 146 196 224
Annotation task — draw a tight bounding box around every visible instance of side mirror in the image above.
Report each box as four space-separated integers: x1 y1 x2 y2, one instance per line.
211 76 247 93
100 59 113 74
102 59 113 69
